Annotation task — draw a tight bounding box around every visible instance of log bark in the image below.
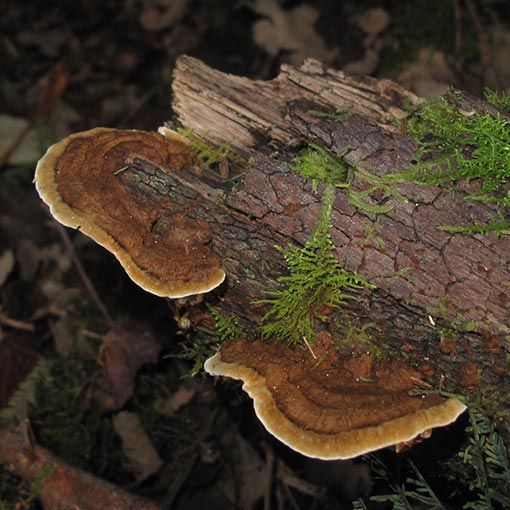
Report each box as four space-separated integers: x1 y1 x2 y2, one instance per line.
0 423 161 510
160 56 509 402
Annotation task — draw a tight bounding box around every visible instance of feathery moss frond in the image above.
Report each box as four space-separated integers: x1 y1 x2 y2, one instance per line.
371 458 446 510
484 88 510 113
407 93 510 234
372 404 510 510
292 144 406 214
178 128 245 168
0 359 51 424
207 304 243 343
291 143 350 191
259 182 374 347
461 405 510 509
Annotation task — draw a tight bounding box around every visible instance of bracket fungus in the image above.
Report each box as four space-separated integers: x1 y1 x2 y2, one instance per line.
205 335 466 460
35 127 225 298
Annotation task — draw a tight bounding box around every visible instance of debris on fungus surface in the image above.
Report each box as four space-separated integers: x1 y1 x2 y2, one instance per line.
34 127 225 298
205 333 466 460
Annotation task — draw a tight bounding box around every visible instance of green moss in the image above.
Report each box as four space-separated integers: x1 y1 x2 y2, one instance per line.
178 128 246 168
0 463 55 510
332 319 389 358
485 87 510 113
291 144 406 214
258 182 374 347
291 143 350 191
29 356 120 473
207 304 243 342
174 305 245 376
428 295 477 334
407 93 510 235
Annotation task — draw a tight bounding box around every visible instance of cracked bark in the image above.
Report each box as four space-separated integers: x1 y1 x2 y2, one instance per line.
161 56 509 402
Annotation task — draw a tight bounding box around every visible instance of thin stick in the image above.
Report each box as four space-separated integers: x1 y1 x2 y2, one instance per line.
302 335 317 359
0 314 35 332
53 221 113 326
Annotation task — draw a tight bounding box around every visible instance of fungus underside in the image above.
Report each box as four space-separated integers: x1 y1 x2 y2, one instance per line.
258 181 375 347
406 89 510 235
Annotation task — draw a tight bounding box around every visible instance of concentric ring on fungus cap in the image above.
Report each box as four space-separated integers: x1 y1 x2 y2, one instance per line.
205 336 466 460
35 127 225 298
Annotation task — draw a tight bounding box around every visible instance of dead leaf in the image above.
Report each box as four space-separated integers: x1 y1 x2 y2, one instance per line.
139 0 191 32
252 0 338 65
113 411 163 482
154 384 196 416
35 62 69 118
15 238 41 282
397 48 455 99
217 425 267 510
343 8 390 76
50 315 77 358
92 322 163 410
0 115 41 165
358 7 391 39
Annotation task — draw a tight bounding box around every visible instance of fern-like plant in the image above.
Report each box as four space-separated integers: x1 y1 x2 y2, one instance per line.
364 404 510 510
460 405 510 509
0 359 51 425
207 304 243 343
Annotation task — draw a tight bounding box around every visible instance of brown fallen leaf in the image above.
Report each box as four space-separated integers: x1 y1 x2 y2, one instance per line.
113 411 163 482
139 0 191 32
217 423 267 510
154 383 196 416
92 322 163 411
251 0 338 65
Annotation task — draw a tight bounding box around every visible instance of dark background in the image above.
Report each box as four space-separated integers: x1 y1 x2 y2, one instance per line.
1 1 509 509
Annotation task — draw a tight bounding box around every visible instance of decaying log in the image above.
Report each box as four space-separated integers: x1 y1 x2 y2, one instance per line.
123 56 507 404
168 56 510 401
0 423 161 510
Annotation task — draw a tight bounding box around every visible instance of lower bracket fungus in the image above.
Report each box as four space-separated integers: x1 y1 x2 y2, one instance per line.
34 127 225 299
205 334 466 460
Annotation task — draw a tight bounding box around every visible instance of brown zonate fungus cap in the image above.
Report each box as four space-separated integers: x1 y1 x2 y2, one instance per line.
35 127 225 298
205 335 466 460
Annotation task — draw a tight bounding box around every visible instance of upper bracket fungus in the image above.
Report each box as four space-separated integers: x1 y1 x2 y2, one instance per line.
205 334 466 460
35 127 225 299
